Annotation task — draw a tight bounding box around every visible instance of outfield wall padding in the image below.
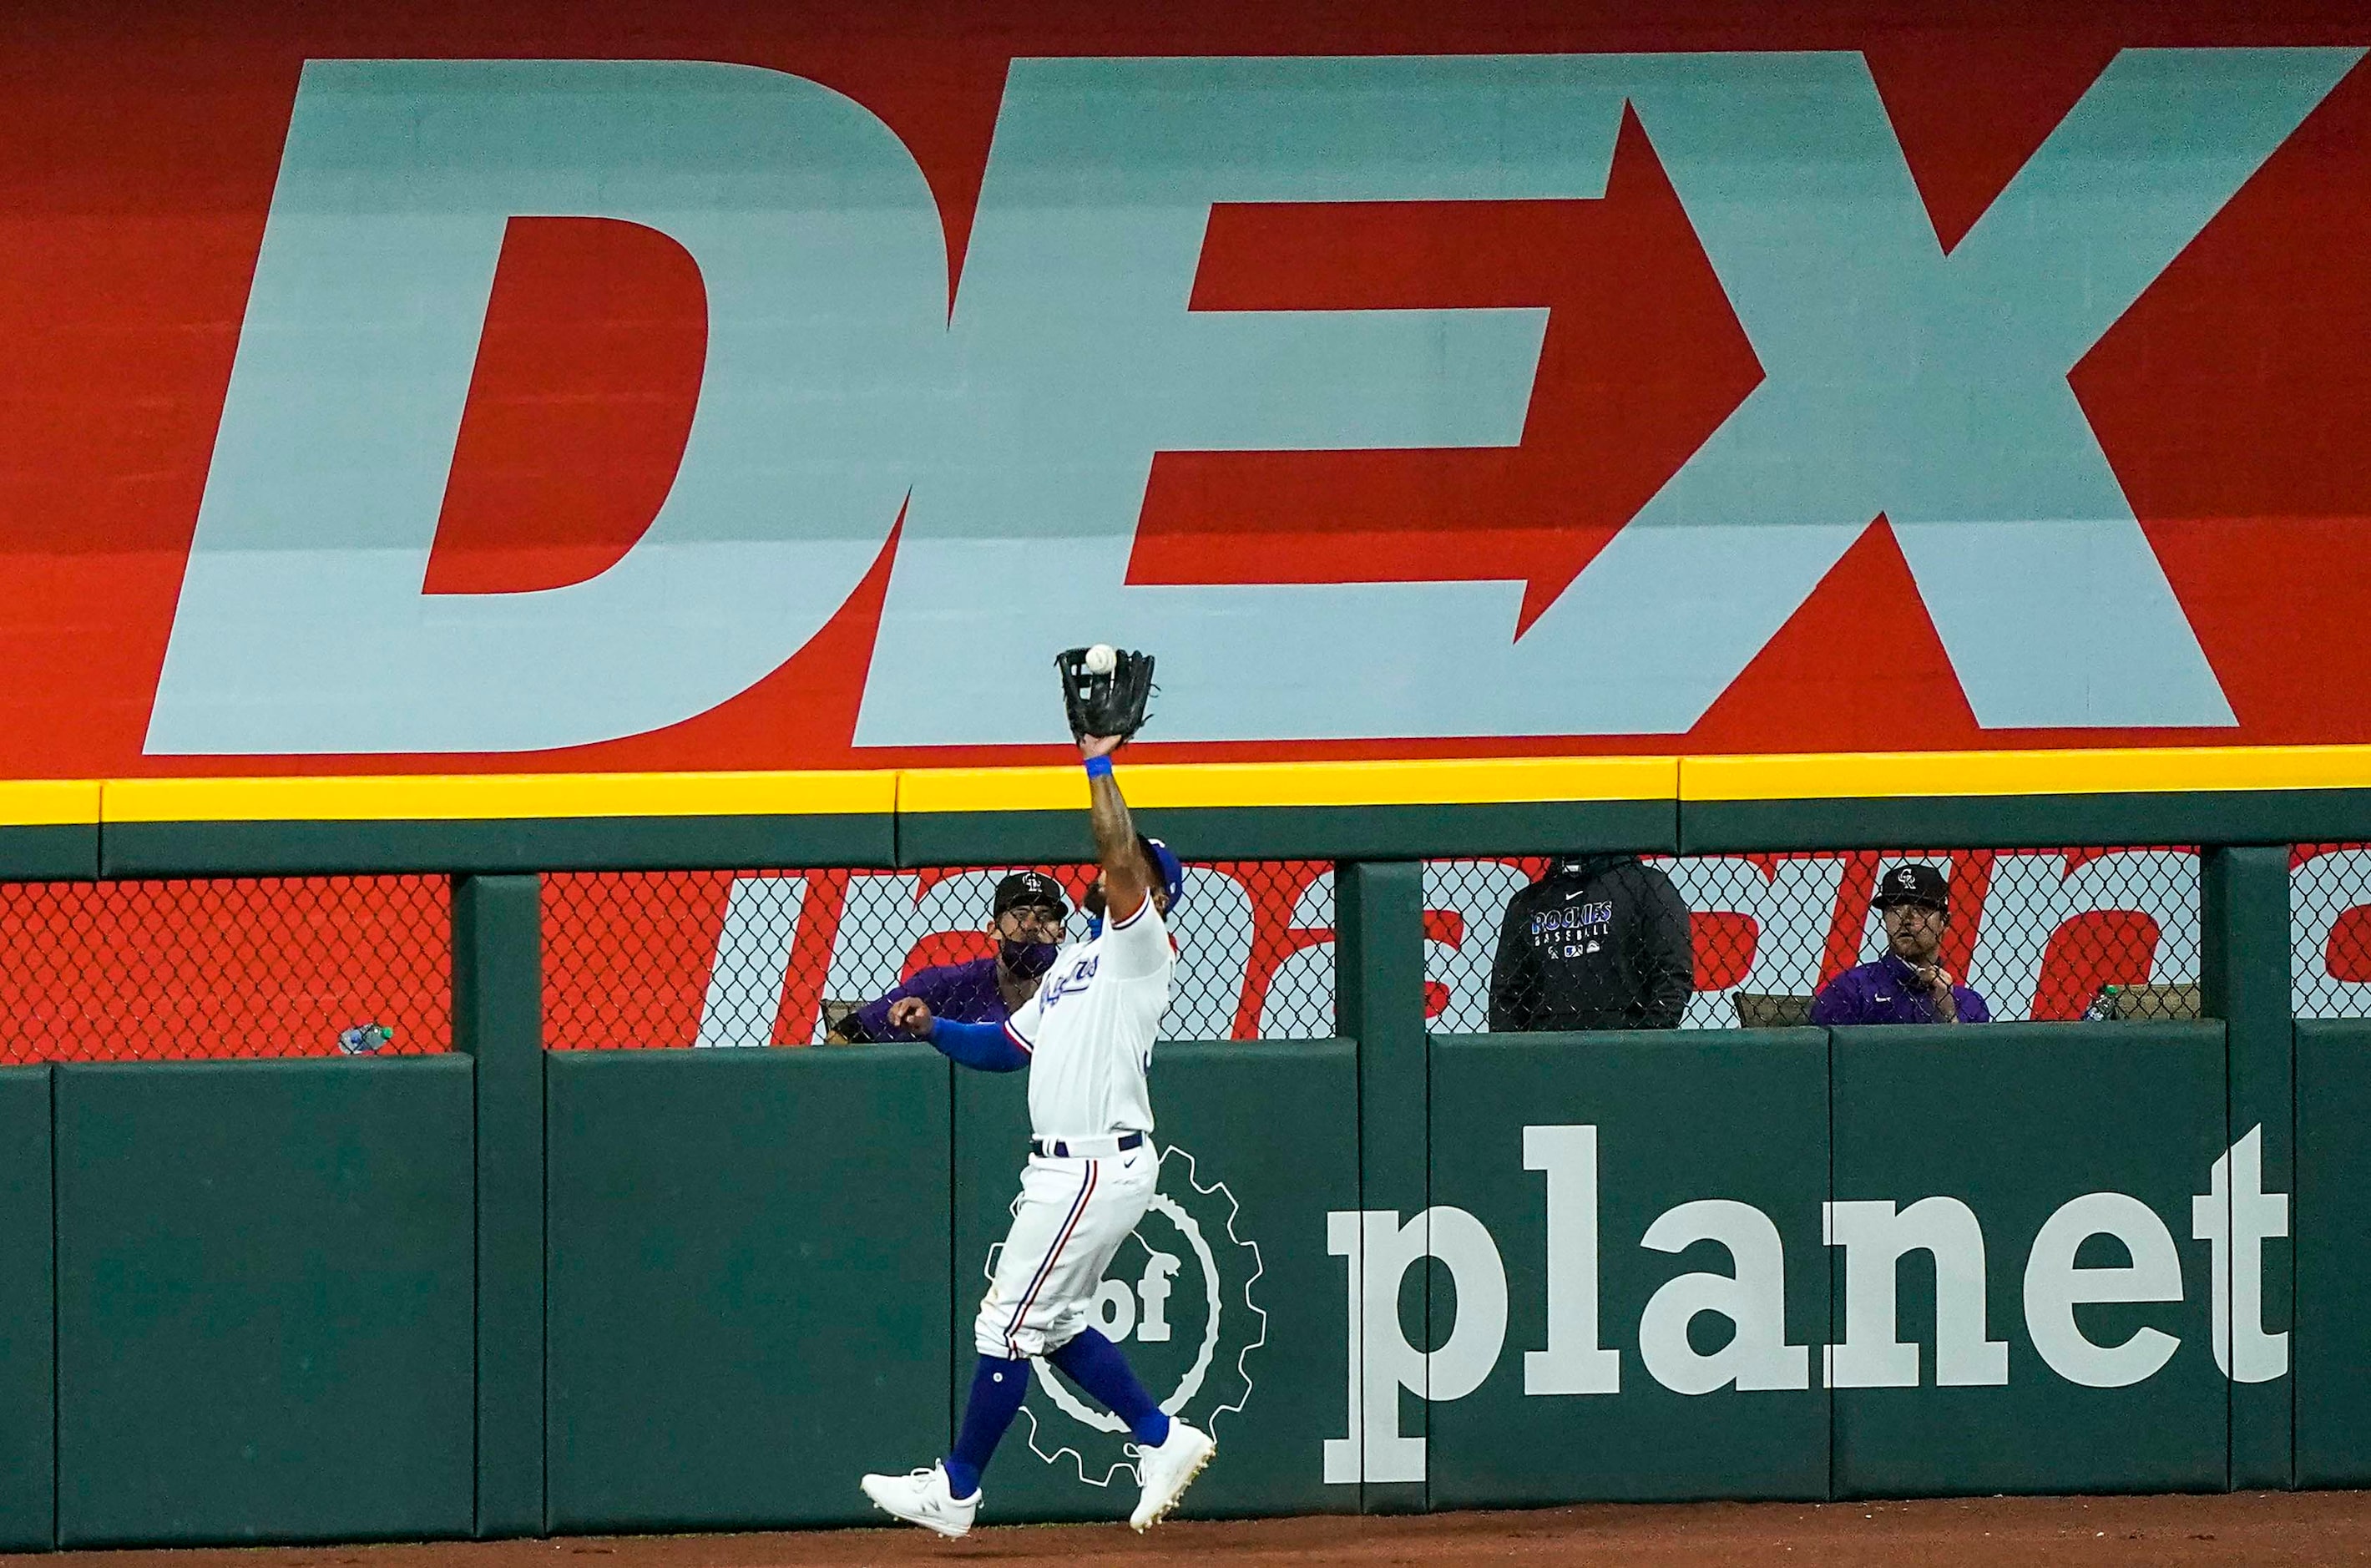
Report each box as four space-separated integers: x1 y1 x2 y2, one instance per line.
1829 1024 2230 1497
544 1045 953 1532
0 1068 53 1550
1428 1031 1833 1505
0 1014 2362 1544
52 1058 474 1547
2204 848 2298 1490
1337 863 1431 1516
2297 1021 2371 1489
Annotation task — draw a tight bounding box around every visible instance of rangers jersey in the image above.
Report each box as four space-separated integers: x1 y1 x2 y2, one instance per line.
1001 894 1175 1139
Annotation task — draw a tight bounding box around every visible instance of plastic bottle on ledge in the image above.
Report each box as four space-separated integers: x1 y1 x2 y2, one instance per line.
337 1023 396 1055
2082 986 2121 1022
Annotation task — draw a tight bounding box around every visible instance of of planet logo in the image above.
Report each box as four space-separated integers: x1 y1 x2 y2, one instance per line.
992 1146 1266 1488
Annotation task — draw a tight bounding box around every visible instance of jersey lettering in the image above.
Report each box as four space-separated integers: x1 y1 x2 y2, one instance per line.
1007 902 1176 1139
1042 954 1100 1009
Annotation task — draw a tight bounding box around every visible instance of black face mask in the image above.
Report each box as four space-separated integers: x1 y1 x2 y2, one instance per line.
999 936 1059 979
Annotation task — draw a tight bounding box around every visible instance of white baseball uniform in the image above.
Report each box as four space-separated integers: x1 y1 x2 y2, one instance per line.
974 894 1175 1359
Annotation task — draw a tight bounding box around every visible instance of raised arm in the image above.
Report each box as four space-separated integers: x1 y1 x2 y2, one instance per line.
1081 732 1150 924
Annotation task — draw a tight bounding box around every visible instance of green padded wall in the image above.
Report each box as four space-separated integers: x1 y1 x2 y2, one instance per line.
2202 847 2297 1489
1830 1024 2228 1496
950 1039 1357 1524
455 873 545 1538
545 1045 953 1530
1335 862 1430 1515
1427 1031 1832 1505
54 1058 474 1546
2297 1022 2371 1486
0 1068 52 1550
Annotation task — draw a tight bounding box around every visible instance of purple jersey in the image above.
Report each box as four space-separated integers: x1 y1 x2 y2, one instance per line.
1810 951 1992 1027
846 955 1014 1042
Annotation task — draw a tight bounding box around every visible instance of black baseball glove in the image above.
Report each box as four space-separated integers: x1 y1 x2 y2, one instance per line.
1055 647 1157 741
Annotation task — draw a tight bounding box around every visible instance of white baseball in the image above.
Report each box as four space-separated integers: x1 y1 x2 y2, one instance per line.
1084 643 1117 675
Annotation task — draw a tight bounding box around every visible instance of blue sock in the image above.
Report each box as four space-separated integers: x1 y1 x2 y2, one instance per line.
1049 1328 1171 1447
943 1355 1029 1499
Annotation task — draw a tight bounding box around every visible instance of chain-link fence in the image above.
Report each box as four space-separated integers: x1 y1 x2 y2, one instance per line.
1428 849 2203 1032
542 849 2231 1047
0 876 450 1062
0 847 2354 1059
2294 844 2371 1018
543 861 1336 1049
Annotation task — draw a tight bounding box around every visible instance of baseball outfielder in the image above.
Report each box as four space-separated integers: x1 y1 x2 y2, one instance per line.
860 647 1213 1537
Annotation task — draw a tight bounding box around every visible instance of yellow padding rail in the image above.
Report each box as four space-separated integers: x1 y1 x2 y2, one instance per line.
0 744 2364 828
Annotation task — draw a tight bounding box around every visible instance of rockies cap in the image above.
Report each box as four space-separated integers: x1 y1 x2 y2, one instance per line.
1871 862 1949 912
993 870 1069 918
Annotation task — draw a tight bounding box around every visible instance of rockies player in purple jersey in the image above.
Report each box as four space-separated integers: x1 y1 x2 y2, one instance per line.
826 871 1069 1044
858 727 1213 1537
1811 862 1992 1026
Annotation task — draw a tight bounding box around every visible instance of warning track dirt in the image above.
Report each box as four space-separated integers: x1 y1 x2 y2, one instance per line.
7 1492 2364 1568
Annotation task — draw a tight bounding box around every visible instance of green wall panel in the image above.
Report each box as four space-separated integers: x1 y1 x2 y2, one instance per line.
0 1068 52 1550
457 874 545 1537
104 813 893 878
1427 1031 1832 1506
0 825 96 881
2202 848 2296 1489
949 1039 1357 1524
546 1046 952 1531
2297 1022 2371 1487
895 811 1093 867
1830 1023 2227 1497
898 801 1676 869
54 1058 474 1546
1681 789 2371 854
1337 861 1430 1515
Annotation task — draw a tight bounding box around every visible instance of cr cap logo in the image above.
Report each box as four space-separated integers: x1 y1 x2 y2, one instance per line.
998 1145 1266 1488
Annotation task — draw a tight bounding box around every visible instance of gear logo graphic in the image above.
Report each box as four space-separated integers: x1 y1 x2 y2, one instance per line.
993 1144 1265 1488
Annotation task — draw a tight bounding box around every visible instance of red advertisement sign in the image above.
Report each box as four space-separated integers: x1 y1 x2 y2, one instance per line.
0 4 2365 776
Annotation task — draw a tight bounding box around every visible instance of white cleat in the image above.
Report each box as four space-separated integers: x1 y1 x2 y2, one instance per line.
1129 1421 1216 1532
859 1463 978 1539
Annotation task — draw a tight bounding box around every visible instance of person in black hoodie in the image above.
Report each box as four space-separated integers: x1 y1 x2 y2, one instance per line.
1487 853 1694 1032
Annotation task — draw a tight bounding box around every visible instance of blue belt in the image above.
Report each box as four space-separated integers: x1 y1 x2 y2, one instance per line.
1031 1131 1145 1160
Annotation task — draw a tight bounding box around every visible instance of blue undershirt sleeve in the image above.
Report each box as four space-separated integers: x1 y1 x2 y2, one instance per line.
928 1017 1030 1073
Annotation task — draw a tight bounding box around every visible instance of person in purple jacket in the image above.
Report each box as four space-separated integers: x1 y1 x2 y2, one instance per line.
1810 862 1991 1026
828 871 1070 1044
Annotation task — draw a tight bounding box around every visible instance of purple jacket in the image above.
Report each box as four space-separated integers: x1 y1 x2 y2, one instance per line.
1810 951 1992 1026
842 955 1013 1043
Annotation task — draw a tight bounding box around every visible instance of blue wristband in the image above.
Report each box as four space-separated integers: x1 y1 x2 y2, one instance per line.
1084 754 1115 780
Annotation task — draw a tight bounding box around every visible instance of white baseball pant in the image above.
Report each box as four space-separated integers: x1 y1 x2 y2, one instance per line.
975 1144 1159 1359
